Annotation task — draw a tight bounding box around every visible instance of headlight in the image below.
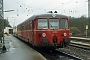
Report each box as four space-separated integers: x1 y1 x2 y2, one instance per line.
42 33 46 37
64 33 67 36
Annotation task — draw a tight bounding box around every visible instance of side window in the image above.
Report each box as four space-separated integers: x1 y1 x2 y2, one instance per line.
23 24 25 30
30 21 32 29
17 26 19 31
22 25 24 31
26 23 28 30
25 24 26 30
21 25 23 31
25 23 28 30
32 21 34 28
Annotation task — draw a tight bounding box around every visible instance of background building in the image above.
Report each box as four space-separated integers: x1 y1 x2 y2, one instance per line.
4 27 13 34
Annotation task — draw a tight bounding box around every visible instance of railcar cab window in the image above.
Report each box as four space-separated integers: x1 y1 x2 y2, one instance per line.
60 19 68 29
49 19 59 29
38 19 48 29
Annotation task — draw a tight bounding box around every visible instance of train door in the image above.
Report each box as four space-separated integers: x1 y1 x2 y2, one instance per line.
32 19 37 45
32 20 35 44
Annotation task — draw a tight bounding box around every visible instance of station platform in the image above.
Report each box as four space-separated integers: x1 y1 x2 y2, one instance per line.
0 36 46 60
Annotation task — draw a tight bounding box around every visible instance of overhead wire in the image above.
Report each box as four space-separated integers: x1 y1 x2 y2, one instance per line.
52 0 87 10
67 0 88 13
10 0 88 10
10 0 46 14
52 0 74 10
39 0 56 9
28 0 37 7
10 0 73 12
52 0 88 14
10 0 88 16
11 0 38 12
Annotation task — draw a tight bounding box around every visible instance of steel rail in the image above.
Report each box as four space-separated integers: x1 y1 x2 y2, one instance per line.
69 43 90 50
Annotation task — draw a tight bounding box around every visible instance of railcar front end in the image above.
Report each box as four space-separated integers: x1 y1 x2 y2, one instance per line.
35 18 70 48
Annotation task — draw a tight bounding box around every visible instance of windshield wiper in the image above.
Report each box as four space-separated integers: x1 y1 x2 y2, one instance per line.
50 24 55 29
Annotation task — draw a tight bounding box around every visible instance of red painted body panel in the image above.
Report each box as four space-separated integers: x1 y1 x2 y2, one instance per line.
35 29 70 44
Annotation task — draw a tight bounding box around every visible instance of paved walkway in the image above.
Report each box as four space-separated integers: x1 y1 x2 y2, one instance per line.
0 36 46 60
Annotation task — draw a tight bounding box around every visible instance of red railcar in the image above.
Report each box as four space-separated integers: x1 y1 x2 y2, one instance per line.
17 14 70 48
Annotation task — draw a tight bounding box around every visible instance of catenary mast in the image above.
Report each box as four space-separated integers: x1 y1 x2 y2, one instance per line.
0 0 4 44
0 0 6 52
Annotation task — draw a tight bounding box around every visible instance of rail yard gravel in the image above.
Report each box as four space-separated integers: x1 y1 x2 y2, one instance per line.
57 46 90 60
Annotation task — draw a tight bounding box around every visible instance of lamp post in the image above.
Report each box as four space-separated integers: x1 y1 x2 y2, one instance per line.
86 25 88 39
2 10 14 52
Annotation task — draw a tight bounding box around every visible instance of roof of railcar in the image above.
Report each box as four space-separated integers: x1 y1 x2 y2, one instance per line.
18 14 68 26
28 14 68 20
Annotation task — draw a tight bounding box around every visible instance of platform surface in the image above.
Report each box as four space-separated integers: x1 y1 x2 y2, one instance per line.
0 36 46 60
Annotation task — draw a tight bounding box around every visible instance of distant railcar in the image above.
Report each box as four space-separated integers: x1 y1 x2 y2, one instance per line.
17 14 70 48
13 26 17 37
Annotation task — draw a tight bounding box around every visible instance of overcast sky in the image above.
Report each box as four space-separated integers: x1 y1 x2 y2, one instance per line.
4 0 88 27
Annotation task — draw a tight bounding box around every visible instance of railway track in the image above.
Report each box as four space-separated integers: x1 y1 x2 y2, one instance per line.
57 37 90 60
70 37 90 50
69 43 90 50
57 46 90 60
70 37 90 43
57 50 83 60
53 37 90 60
38 48 83 60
